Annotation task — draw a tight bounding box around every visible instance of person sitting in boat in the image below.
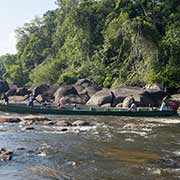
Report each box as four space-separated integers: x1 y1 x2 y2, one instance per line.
27 94 41 107
167 100 179 110
129 100 137 112
160 100 169 111
3 94 9 105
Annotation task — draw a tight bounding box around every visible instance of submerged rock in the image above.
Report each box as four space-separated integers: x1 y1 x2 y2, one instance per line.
0 116 21 123
56 120 72 126
0 148 13 161
23 126 35 130
72 120 90 126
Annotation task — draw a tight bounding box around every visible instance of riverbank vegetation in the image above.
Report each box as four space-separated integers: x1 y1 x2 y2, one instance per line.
0 0 179 88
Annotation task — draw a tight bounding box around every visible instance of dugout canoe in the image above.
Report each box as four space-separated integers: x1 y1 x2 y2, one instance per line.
0 103 178 117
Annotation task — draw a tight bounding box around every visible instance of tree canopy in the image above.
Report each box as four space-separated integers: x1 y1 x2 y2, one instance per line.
0 0 179 88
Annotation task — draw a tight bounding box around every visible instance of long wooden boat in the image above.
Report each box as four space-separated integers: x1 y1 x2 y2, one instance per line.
0 103 178 117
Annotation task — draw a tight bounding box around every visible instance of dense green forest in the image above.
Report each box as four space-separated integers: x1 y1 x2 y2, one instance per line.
0 0 180 88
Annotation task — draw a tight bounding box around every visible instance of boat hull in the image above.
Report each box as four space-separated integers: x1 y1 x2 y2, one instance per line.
0 104 178 117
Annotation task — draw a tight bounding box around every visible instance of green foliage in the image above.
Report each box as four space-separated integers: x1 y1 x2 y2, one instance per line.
0 0 179 88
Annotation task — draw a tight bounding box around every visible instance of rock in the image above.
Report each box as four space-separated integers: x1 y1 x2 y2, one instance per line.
122 96 135 108
81 85 102 97
78 92 90 104
74 84 85 94
8 96 26 103
0 80 9 93
16 147 26 151
54 85 79 104
86 89 114 106
6 88 17 97
19 120 34 125
116 103 123 107
111 87 144 106
154 157 180 169
0 116 21 123
43 85 58 99
42 121 55 126
16 87 30 96
0 148 13 161
59 95 84 105
23 126 35 130
141 91 167 106
75 78 92 88
61 128 68 132
56 121 72 126
72 120 90 126
145 83 164 91
33 84 50 97
23 116 49 122
133 93 156 107
101 103 111 107
170 94 180 101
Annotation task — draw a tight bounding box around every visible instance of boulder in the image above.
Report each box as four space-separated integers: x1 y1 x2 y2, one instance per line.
59 95 84 105
78 92 90 104
171 94 180 101
74 84 85 94
145 83 164 91
6 88 17 97
33 84 50 97
56 120 72 126
54 85 79 104
81 85 102 97
72 120 90 126
0 80 9 93
86 89 114 106
0 116 21 123
122 96 135 108
43 85 58 99
141 91 167 106
133 94 156 107
16 87 30 96
111 87 144 106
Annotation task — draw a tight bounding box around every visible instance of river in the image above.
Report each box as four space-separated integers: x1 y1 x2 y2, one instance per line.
0 114 180 180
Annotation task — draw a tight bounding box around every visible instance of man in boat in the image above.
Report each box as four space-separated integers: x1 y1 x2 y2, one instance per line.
3 94 9 105
160 95 179 111
25 94 41 107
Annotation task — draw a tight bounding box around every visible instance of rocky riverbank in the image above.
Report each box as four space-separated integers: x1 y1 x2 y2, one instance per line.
0 79 180 109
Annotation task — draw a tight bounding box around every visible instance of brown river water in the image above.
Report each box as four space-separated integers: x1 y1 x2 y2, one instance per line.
0 113 180 180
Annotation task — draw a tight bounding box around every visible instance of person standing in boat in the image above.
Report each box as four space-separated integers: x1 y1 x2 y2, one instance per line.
3 94 9 105
25 94 41 107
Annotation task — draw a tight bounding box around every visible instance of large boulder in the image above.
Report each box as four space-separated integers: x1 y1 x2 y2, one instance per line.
111 87 144 106
6 88 17 97
122 96 135 108
86 89 114 106
42 85 58 100
81 85 102 97
141 90 167 106
33 84 50 97
78 92 90 104
59 95 84 105
0 80 9 93
145 83 164 91
55 85 78 97
54 85 79 104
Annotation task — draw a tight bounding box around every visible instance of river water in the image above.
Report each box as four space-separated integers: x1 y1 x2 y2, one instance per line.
0 114 180 180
